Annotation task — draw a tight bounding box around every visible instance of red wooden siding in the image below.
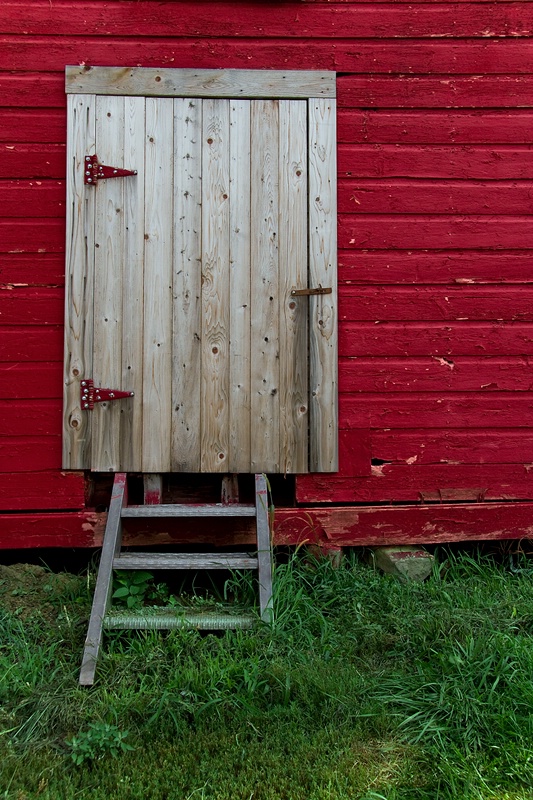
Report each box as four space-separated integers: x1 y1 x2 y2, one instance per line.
1 0 533 542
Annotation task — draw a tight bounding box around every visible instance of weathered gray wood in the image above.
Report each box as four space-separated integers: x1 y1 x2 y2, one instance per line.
113 552 258 570
92 95 125 471
66 76 338 476
278 100 308 474
228 100 252 472
142 98 174 471
221 473 240 504
79 472 127 686
308 98 338 472
201 99 231 471
121 503 256 517
255 474 274 622
250 101 280 472
63 94 95 469
120 96 145 471
66 67 336 99
172 97 203 471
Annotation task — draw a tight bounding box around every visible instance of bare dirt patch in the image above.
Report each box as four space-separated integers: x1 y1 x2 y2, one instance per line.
0 563 83 623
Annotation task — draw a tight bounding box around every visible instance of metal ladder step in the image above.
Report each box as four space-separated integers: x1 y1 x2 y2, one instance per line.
113 552 259 570
121 503 256 518
104 609 255 631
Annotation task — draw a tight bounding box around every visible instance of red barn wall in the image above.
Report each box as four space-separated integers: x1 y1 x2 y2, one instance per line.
2 0 533 547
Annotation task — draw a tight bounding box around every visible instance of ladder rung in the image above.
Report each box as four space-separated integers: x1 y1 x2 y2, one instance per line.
121 503 256 518
113 552 259 570
104 610 255 630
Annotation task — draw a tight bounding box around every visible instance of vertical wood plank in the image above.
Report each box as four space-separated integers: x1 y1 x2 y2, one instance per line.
92 95 125 471
229 100 251 472
308 98 338 472
142 98 174 472
278 100 308 474
250 100 280 473
120 96 145 471
201 99 231 472
63 94 95 469
171 97 202 471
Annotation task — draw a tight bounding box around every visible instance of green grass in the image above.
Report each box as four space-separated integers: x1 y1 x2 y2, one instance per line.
1 550 533 799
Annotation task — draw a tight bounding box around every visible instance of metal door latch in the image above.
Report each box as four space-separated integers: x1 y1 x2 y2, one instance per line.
81 379 134 410
291 286 332 297
84 155 138 185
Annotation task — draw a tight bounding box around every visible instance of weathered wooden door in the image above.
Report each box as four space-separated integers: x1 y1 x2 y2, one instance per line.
63 68 337 474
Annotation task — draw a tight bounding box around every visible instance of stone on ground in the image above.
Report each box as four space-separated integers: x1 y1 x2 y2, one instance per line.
368 545 434 582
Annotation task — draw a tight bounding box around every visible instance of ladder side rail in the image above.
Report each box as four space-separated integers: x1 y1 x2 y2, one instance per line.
255 474 274 623
79 472 128 685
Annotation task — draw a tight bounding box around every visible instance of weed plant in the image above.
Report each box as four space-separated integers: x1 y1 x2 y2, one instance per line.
1 550 533 799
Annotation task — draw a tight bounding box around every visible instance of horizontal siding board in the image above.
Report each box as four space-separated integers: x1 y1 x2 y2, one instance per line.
340 286 533 322
1 3 532 38
369 429 533 467
0 144 65 179
0 436 61 471
0 511 105 548
0 288 63 325
276 503 533 546
294 428 533 475
339 393 533 429
0 220 64 252
0 363 62 399
2 181 65 217
339 180 533 216
339 322 533 357
0 109 66 143
0 470 85 510
339 357 533 393
3 38 533 75
339 252 533 286
339 145 533 180
339 111 533 145
1 400 60 436
0 254 65 286
0 328 63 361
295 464 533 503
338 76 533 109
0 74 65 107
339 215 533 250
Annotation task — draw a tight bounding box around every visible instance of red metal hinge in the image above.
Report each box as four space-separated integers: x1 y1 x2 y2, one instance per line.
84 155 138 185
81 379 134 410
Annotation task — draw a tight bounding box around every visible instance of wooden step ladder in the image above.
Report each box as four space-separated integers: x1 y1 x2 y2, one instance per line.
79 473 273 686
